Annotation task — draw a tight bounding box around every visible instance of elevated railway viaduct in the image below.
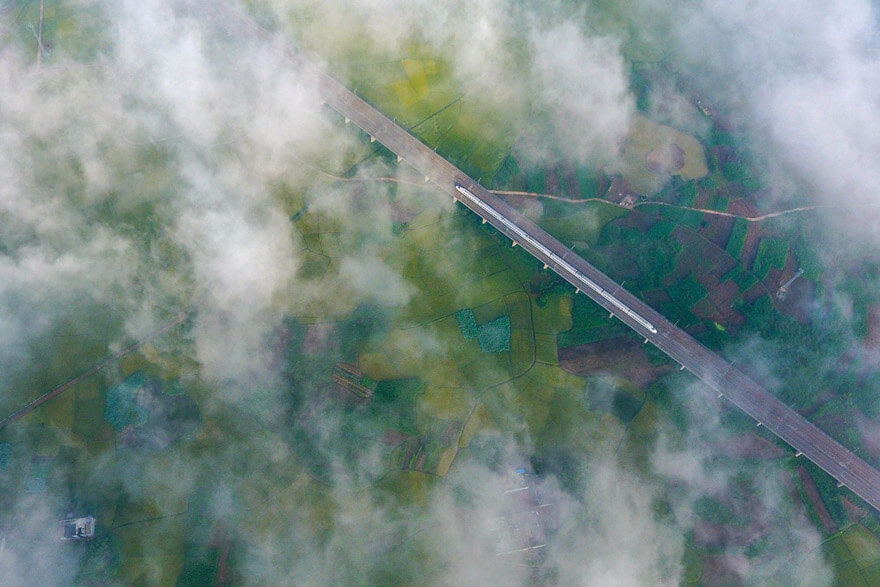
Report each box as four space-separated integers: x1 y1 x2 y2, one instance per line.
202 1 880 513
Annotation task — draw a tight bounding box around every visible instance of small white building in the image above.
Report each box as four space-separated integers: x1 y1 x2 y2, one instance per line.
59 515 95 541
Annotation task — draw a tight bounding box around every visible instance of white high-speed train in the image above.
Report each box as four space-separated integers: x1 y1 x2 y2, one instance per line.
454 183 658 335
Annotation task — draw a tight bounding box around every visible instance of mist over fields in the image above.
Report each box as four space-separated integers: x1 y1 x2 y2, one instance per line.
1 0 879 584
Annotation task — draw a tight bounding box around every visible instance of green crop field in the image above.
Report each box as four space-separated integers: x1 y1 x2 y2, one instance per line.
752 238 790 280
654 205 705 231
725 218 750 258
842 524 880 570
721 265 758 291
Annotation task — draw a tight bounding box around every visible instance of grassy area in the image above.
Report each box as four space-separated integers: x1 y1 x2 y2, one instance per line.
532 294 573 333
538 202 628 248
620 115 709 193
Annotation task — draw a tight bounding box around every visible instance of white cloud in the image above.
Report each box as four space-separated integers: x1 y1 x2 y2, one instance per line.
0 0 868 583
672 0 880 213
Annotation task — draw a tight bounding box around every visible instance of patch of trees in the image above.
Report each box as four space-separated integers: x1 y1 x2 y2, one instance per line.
597 222 683 292
752 238 789 280
667 275 709 308
456 309 511 352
